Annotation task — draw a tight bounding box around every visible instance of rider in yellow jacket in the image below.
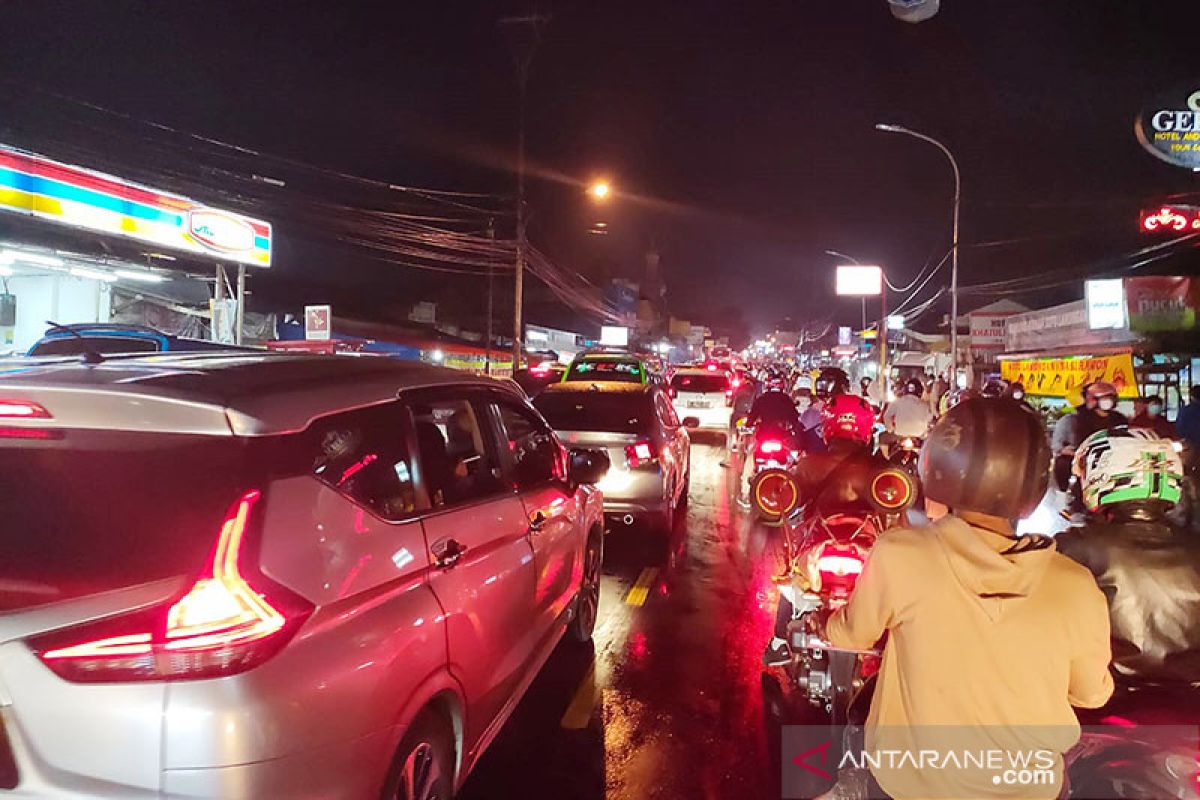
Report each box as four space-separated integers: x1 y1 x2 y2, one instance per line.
826 399 1113 799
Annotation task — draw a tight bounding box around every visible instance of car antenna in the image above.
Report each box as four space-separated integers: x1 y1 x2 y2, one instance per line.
44 320 105 365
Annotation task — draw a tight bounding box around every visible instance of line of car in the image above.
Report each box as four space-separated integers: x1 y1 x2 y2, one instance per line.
0 347 712 799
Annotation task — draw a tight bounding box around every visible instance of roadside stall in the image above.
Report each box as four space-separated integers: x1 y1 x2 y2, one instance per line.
999 299 1142 421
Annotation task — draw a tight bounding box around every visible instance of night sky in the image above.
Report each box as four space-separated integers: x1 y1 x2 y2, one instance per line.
1 1 1197 340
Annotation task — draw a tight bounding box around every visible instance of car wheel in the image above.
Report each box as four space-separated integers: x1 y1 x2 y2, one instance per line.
568 532 603 643
383 710 455 800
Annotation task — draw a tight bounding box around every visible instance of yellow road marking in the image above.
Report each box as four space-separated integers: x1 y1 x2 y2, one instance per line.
560 663 597 729
624 567 659 607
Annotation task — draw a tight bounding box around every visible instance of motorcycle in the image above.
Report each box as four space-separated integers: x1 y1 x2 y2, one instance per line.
747 426 806 525
774 467 917 723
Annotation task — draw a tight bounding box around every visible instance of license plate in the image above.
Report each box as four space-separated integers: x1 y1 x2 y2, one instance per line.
687 401 709 409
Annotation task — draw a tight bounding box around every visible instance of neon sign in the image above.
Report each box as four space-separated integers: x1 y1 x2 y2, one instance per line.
1140 205 1200 233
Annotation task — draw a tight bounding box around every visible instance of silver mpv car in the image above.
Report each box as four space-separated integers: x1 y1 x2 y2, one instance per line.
0 353 608 799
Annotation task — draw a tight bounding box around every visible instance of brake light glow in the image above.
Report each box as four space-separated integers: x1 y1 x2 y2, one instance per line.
817 553 864 577
625 440 657 469
0 400 50 418
759 439 785 455
706 363 717 371
34 490 311 682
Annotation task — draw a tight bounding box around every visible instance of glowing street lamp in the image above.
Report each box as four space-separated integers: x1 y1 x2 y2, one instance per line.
588 180 611 201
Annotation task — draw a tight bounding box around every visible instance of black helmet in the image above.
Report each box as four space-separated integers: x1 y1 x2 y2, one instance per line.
981 380 1006 399
815 367 850 400
904 377 924 397
919 398 1050 519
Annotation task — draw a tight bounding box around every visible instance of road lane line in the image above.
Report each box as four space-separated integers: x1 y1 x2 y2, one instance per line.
624 567 658 607
559 663 597 729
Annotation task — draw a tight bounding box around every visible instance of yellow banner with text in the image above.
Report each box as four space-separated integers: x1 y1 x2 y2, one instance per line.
1000 353 1137 399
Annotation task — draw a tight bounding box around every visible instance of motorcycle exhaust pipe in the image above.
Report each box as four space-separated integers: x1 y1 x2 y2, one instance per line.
622 514 635 526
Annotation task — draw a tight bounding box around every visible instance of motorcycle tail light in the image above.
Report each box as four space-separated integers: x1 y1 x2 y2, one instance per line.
759 439 785 455
30 490 312 683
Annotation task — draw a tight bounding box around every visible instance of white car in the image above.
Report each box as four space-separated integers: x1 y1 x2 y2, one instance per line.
669 368 733 431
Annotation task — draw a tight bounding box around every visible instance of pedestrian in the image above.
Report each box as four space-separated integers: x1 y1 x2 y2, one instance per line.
1177 385 1200 450
1129 394 1176 439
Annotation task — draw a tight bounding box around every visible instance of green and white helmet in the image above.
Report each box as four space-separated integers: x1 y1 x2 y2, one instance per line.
1074 426 1183 511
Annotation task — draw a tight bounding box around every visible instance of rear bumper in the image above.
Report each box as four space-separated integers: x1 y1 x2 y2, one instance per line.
603 498 670 517
673 403 730 429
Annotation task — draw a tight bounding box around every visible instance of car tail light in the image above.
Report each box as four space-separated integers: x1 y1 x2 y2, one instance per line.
31 490 312 683
732 377 742 389
625 440 657 469
667 386 676 398
0 399 51 419
870 469 915 511
706 363 717 371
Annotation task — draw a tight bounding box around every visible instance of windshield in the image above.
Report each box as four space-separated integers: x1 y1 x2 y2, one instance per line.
671 373 729 393
534 392 653 434
0 431 255 612
564 359 644 383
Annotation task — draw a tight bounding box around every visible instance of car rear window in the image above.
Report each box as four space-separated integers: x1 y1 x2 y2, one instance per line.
563 359 643 383
31 336 159 356
671 373 728 393
534 392 653 434
0 431 257 612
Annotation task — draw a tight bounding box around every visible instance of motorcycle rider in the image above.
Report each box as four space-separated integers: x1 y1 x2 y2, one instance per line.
822 398 1113 799
1128 394 1176 439
879 377 933 458
762 374 886 666
1054 427 1199 684
726 372 758 457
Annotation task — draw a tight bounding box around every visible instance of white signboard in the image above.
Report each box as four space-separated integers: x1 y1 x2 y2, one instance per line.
835 265 883 296
305 304 332 341
887 314 906 330
969 313 1011 349
837 326 852 346
1086 279 1127 330
599 325 629 347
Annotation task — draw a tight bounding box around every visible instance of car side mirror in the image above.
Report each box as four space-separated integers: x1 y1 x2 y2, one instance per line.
682 416 701 429
568 448 610 485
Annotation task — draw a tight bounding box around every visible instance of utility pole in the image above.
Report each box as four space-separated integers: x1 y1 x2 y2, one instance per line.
500 13 548 373
486 217 495 376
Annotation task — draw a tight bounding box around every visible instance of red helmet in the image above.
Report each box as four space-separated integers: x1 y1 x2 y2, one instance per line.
822 393 875 444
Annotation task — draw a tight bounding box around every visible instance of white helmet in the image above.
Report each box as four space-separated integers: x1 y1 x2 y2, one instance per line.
1073 426 1183 512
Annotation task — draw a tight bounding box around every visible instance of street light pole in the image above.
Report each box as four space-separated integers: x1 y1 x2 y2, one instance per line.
874 124 961 384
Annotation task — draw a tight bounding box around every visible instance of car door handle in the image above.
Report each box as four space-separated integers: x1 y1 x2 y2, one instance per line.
433 538 467 569
528 511 548 533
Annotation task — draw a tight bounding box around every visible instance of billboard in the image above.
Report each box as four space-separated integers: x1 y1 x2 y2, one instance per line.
1135 84 1200 170
1085 279 1126 330
599 325 629 347
0 145 272 267
305 305 332 341
968 313 1010 349
1000 354 1137 399
835 265 882 296
1125 276 1200 332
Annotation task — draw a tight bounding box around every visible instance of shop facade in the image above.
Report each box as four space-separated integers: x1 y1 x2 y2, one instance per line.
0 144 272 354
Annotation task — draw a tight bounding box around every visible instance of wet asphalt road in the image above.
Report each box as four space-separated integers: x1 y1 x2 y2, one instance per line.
459 437 785 800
